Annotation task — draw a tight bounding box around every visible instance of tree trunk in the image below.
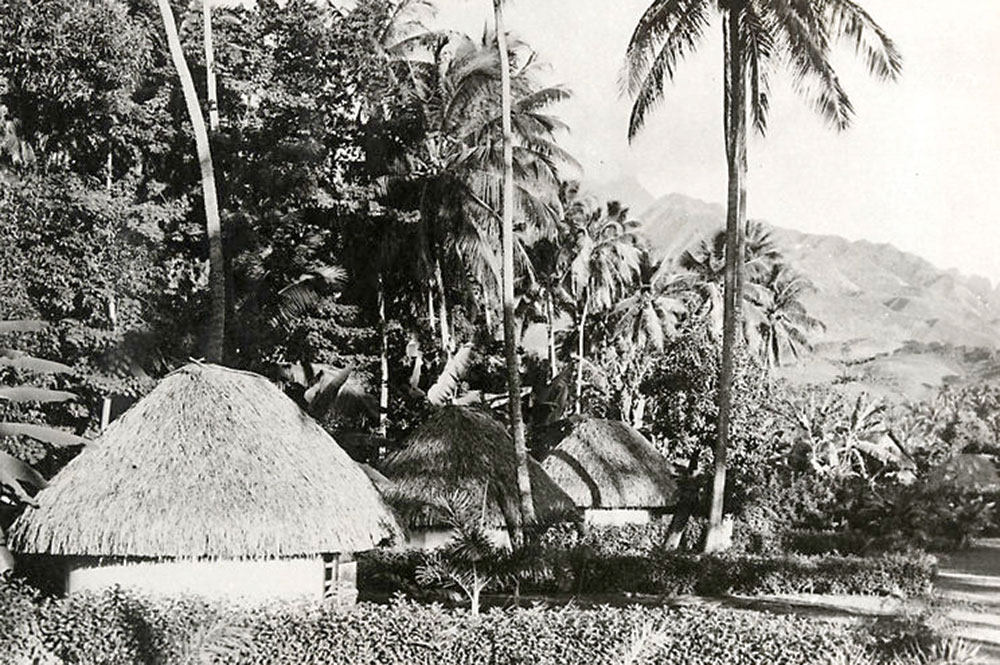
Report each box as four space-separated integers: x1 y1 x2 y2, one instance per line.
434 257 451 354
633 394 646 430
378 273 389 439
157 0 225 363
203 0 219 131
575 298 588 415
665 449 701 550
494 0 534 541
546 293 557 379
705 7 746 553
427 287 436 332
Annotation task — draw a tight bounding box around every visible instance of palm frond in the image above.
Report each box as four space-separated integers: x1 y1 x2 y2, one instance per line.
427 343 474 406
0 450 47 507
624 0 711 139
0 423 87 448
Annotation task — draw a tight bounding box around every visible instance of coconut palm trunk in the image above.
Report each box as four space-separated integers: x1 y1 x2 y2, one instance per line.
157 0 225 363
575 296 588 414
202 0 219 131
705 8 747 553
434 257 452 354
546 293 557 379
494 0 535 540
378 273 389 438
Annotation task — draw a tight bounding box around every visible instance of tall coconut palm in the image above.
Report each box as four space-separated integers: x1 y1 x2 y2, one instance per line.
493 0 535 540
156 0 226 363
566 199 643 413
625 0 901 551
754 263 825 369
202 0 219 131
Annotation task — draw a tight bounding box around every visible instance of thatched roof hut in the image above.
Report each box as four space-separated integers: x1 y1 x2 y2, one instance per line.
359 463 392 494
540 417 678 511
929 454 1000 493
382 406 579 530
12 363 403 560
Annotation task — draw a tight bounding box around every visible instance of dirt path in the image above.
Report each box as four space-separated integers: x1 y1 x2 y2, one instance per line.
936 538 1000 660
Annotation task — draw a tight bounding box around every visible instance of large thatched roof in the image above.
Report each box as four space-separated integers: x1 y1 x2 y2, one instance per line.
11 363 403 558
929 454 1000 493
382 406 579 529
540 417 678 510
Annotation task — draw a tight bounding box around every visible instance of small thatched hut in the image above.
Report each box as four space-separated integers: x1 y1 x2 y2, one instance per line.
540 417 677 525
11 363 403 603
929 454 1000 493
382 406 578 549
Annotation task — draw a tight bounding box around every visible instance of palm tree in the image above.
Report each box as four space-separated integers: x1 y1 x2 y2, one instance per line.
615 251 686 354
202 0 219 131
624 0 900 550
156 0 226 363
754 263 824 369
679 220 779 346
494 0 535 540
565 198 643 413
397 30 571 355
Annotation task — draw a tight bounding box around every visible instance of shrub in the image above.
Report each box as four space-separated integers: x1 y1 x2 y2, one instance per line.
576 551 936 598
360 543 936 599
834 479 994 552
0 590 888 665
782 530 875 556
0 579 43 664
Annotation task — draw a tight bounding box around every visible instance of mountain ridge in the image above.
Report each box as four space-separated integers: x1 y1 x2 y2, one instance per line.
637 193 1000 398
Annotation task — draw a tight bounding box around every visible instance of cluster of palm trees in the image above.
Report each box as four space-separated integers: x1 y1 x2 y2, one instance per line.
151 0 900 548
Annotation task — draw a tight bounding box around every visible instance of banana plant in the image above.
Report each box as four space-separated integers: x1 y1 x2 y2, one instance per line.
0 320 87 574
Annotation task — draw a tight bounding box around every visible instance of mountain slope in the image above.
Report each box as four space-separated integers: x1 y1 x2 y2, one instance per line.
640 193 1000 399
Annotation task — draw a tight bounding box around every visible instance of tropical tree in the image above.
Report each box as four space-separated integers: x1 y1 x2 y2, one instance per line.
564 198 642 413
396 28 571 355
155 0 226 363
753 263 824 369
678 220 780 336
615 251 686 354
624 0 901 551
494 0 535 541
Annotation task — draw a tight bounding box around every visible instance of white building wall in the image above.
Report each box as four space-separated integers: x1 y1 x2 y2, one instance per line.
66 556 330 604
405 527 512 551
584 508 654 526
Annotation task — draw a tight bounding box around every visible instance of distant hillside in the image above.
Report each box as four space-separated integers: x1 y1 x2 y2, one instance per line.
640 193 1000 400
585 176 656 215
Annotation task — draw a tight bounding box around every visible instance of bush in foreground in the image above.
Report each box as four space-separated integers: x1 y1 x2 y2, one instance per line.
1 585 900 665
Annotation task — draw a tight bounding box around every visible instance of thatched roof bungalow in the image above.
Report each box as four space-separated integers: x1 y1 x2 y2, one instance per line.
539 417 678 525
382 406 578 549
11 363 403 603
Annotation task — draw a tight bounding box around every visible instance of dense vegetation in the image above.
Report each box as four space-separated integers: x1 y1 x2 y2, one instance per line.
0 582 968 665
1 0 996 661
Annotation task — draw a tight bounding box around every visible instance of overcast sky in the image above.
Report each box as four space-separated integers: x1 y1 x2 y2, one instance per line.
431 1 1000 286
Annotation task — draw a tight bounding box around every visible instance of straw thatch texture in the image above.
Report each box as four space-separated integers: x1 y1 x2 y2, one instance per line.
382 406 579 529
929 454 1000 493
359 463 392 493
540 418 677 510
11 363 403 558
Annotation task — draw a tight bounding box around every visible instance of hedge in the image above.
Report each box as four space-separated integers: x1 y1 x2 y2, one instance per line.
0 584 886 665
357 547 937 599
